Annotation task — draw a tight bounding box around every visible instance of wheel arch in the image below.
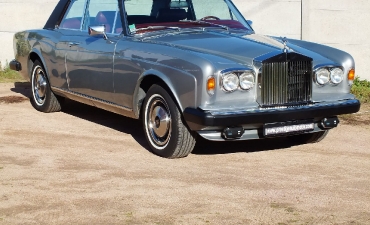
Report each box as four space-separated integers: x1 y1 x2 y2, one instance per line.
132 69 197 119
28 50 49 81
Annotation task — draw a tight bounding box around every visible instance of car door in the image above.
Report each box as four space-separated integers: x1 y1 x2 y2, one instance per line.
58 0 122 102
52 0 86 90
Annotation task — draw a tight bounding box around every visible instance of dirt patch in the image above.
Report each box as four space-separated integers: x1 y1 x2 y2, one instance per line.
0 95 29 104
340 103 370 125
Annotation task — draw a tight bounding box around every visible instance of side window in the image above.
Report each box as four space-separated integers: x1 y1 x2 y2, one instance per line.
59 0 86 30
84 0 121 34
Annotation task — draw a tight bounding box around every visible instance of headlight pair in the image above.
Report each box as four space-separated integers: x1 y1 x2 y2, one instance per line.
315 67 344 86
221 71 255 92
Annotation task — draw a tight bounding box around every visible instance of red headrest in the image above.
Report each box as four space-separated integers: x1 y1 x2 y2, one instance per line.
60 18 81 29
95 11 112 33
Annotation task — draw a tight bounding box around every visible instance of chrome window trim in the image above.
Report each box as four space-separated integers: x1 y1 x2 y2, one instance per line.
111 7 119 34
80 0 89 31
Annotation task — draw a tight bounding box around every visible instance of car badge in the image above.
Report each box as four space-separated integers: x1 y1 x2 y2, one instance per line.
282 37 288 53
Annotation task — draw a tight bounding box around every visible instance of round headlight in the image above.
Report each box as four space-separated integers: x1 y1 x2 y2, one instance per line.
239 72 255 90
330 68 344 84
315 68 330 85
222 73 239 92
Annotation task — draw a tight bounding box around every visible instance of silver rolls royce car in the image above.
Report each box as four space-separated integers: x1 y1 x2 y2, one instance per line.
10 0 360 158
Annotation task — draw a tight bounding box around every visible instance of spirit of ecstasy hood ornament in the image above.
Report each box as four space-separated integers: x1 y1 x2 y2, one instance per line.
282 37 288 53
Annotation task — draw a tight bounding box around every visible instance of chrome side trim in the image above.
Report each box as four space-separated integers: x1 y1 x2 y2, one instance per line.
209 99 359 116
51 86 132 111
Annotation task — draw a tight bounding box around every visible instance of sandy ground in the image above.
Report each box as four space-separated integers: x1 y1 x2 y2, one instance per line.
0 83 369 225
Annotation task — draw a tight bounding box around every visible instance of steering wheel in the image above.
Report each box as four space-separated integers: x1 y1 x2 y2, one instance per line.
200 16 220 21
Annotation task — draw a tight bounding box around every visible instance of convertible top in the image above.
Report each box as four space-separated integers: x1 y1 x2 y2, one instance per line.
44 0 69 29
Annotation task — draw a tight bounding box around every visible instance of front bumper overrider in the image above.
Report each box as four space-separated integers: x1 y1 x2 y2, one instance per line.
9 60 22 71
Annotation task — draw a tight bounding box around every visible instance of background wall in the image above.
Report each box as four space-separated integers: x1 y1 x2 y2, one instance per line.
0 0 369 79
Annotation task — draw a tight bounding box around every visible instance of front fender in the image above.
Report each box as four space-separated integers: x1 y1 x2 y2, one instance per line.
287 38 355 69
133 68 197 119
29 48 48 75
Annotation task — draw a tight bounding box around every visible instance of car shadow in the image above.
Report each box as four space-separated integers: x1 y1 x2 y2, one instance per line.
10 82 32 99
58 100 298 156
192 136 294 155
61 99 151 151
9 83 297 156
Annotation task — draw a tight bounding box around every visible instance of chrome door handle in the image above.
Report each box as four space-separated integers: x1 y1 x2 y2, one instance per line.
69 42 80 46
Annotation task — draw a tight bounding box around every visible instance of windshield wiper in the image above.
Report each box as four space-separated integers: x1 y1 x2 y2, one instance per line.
133 26 181 33
185 20 230 31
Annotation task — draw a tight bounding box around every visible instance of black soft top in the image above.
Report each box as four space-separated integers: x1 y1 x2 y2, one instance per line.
44 0 69 29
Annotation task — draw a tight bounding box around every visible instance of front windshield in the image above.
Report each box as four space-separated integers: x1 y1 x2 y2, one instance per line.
123 0 252 33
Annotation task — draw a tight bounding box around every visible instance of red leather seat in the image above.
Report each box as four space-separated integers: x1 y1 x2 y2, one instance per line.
60 18 81 29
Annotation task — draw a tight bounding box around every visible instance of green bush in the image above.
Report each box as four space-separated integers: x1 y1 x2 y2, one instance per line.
351 77 370 103
0 60 25 83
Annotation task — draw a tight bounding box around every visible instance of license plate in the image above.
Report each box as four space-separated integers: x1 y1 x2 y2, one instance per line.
264 121 314 136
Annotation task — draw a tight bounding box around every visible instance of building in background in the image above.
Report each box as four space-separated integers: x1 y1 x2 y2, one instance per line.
1 0 369 79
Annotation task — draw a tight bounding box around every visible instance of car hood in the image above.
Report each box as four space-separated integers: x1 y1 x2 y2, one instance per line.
141 31 332 68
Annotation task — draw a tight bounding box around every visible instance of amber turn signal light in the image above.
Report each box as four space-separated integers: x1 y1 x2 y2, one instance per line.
207 77 216 95
348 69 355 81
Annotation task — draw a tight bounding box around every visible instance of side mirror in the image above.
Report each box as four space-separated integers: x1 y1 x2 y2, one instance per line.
246 20 253 27
88 25 107 39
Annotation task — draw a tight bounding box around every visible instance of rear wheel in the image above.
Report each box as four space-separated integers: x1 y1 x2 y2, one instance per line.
31 60 63 113
287 130 329 144
142 84 196 158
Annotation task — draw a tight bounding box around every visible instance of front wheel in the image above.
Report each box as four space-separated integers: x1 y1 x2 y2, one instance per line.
287 130 329 144
142 84 196 158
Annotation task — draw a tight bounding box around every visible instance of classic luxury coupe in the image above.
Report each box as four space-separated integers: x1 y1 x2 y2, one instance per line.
10 0 360 158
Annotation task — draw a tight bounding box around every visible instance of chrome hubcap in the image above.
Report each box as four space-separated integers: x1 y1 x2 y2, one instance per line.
32 66 47 105
147 96 171 147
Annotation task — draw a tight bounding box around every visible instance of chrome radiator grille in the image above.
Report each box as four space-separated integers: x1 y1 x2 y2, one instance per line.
260 59 312 107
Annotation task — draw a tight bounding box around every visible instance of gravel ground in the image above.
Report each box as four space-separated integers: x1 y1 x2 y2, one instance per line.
0 83 369 225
